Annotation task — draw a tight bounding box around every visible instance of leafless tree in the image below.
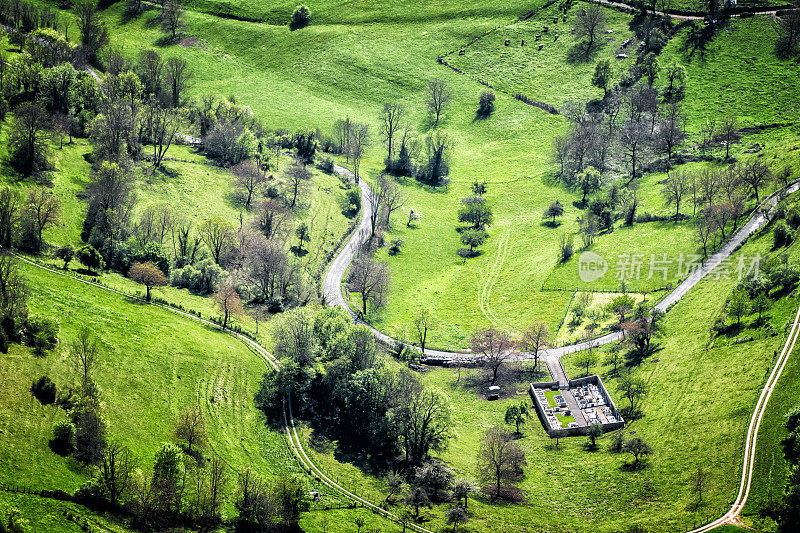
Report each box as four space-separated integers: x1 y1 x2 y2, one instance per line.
243 236 290 301
413 308 436 357
214 281 244 330
231 160 267 209
146 100 181 168
619 119 649 183
520 322 550 373
199 217 235 265
332 117 352 159
718 115 740 161
348 122 370 182
282 159 312 208
470 328 514 384
380 102 405 163
654 103 686 162
376 174 405 227
477 426 526 502
346 255 389 315
97 442 136 508
164 56 192 108
174 406 207 456
23 187 61 250
575 4 608 50
426 79 451 127
738 160 772 202
661 171 689 217
71 327 99 387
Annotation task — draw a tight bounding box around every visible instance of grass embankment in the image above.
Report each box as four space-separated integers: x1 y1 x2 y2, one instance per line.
0 262 303 529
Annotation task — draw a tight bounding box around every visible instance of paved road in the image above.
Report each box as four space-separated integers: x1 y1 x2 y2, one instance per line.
591 0 795 19
323 165 799 367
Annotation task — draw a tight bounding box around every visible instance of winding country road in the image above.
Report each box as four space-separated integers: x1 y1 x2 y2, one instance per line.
322 166 800 531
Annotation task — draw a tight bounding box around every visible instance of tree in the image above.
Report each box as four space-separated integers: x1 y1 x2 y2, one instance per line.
477 90 495 118
73 396 107 464
610 294 636 323
692 465 709 504
71 327 99 387
727 290 749 325
272 307 316 366
420 130 451 183
283 159 312 208
452 478 478 509
617 374 647 416
199 217 234 265
146 101 181 169
383 472 406 505
426 79 451 127
504 402 529 435
295 222 310 252
96 442 136 508
291 5 311 29
521 322 550 372
128 262 168 301
0 187 21 249
396 371 453 466
22 188 62 251
413 308 436 357
543 201 564 225
575 4 608 50
719 115 740 161
174 406 206 456
458 196 493 230
376 174 406 227
74 0 109 64
460 229 488 254
405 487 430 518
446 506 469 533
641 52 660 87
477 426 526 502
661 62 687 104
661 171 689 217
214 282 243 330
380 103 404 163
470 327 514 384
152 442 185 514
25 316 59 356
160 0 184 40
348 122 370 182
346 256 389 315
8 103 52 176
752 293 770 321
592 59 612 97
620 119 649 181
738 160 772 202
164 56 191 108
655 103 686 162
575 350 598 376
55 245 75 270
622 437 652 467
586 423 603 449
775 11 800 58
77 245 104 273
231 160 266 209
577 167 602 202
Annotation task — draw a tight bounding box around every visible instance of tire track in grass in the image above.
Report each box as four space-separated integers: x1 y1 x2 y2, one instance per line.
479 224 512 330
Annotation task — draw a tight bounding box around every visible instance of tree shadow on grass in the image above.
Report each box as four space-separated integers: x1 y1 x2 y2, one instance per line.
566 41 602 64
679 20 725 62
541 220 562 228
290 246 309 257
620 460 650 472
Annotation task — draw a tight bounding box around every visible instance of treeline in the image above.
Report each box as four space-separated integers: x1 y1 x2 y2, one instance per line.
256 306 453 469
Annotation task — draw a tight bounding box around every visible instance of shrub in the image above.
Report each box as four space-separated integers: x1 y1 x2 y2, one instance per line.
51 420 76 454
388 238 404 255
316 156 334 173
31 376 57 405
291 5 311 29
787 206 800 229
774 220 792 248
341 187 361 215
24 316 59 356
477 90 495 118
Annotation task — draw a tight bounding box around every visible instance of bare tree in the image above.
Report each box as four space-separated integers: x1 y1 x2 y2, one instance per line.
71 327 99 387
231 160 267 209
413 308 436 357
199 217 235 265
74 0 108 63
470 328 514 384
252 199 291 241
23 187 61 250
214 281 244 330
520 322 550 372
282 159 312 208
619 119 649 182
661 171 689 217
477 426 526 502
160 0 184 40
333 117 352 159
380 102 405 164
174 406 207 456
146 101 181 168
164 56 192 108
718 115 740 161
655 103 686 162
575 4 608 50
426 79 451 127
348 122 370 182
97 442 136 508
377 174 405 226
346 255 389 315
738 160 772 202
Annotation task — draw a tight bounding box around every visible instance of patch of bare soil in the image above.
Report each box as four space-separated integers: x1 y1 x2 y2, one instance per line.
178 36 206 50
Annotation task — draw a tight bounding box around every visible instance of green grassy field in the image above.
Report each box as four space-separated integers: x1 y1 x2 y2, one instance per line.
0 261 304 528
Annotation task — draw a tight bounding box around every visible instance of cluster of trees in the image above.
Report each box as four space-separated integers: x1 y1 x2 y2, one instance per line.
774 402 800 530
256 306 453 469
468 321 552 384
775 10 800 58
0 253 58 354
724 252 799 328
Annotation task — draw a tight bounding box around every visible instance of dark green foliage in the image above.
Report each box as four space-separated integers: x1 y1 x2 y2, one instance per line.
477 90 495 118
51 420 76 455
388 238 404 255
457 196 493 230
76 245 104 273
8 102 51 177
290 5 311 30
71 396 107 464
460 229 487 254
292 130 316 165
30 376 56 405
774 220 793 248
54 245 75 270
23 315 59 356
